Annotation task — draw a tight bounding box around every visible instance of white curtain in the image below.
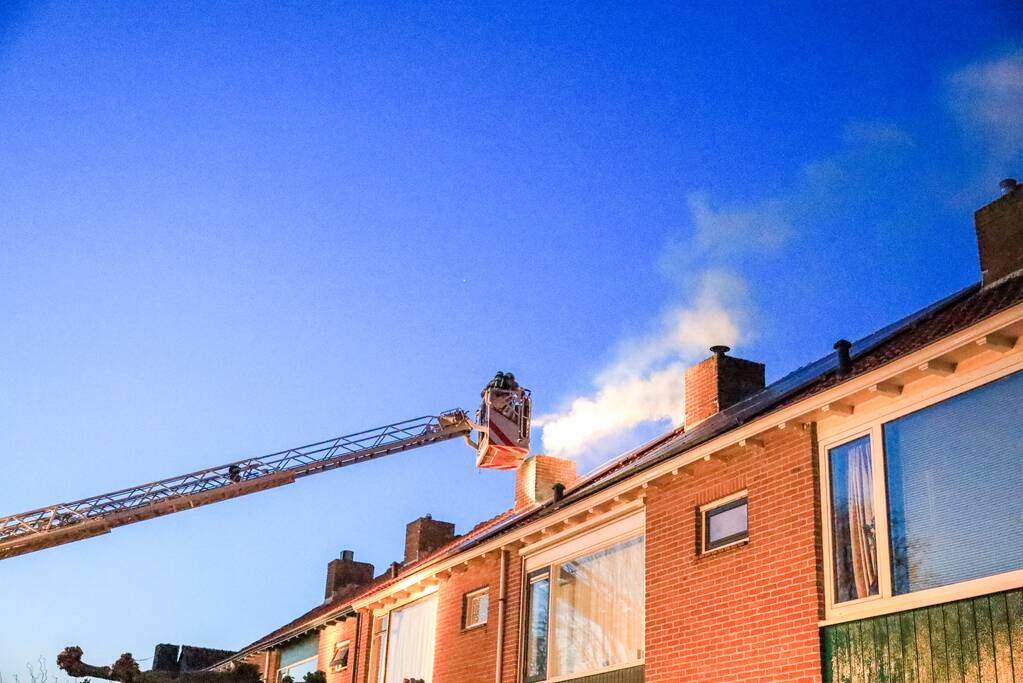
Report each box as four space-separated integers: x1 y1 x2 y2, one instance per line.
384 595 438 683
551 536 645 676
846 441 877 599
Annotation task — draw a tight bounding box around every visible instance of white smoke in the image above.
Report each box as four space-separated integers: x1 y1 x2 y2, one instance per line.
947 49 1023 167
535 270 749 458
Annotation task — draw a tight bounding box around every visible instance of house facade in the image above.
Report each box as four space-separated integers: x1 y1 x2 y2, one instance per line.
214 182 1023 683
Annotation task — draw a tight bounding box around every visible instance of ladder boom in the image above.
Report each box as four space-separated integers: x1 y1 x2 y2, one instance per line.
0 410 471 560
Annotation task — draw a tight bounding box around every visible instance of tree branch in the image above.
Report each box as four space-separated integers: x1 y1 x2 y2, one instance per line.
56 648 258 683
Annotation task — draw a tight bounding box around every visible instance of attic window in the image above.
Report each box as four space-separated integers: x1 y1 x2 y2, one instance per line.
700 491 749 553
330 641 350 672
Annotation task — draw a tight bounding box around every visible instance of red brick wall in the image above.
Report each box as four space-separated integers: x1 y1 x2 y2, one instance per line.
433 554 501 683
644 427 822 683
318 618 360 683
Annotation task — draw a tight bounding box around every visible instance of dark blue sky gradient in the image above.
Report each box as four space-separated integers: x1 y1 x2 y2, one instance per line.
1 0 1020 674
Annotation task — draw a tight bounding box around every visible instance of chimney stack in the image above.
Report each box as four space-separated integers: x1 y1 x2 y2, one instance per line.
975 178 1023 287
404 515 456 565
684 346 765 427
516 454 577 510
324 549 374 602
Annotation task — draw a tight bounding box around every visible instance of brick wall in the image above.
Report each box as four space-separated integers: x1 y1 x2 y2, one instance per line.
433 554 501 682
644 427 822 682
318 618 360 683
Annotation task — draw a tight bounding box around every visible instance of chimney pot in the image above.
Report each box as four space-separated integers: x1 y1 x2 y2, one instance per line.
999 178 1018 195
552 482 566 503
710 345 731 358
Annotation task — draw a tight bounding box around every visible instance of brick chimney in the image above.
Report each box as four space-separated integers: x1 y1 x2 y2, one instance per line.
152 645 181 674
324 549 374 601
404 515 456 565
516 454 578 510
975 178 1023 287
684 346 765 427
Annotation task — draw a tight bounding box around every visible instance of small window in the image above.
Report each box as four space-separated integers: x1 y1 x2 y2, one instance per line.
330 641 350 672
463 588 489 629
701 492 749 553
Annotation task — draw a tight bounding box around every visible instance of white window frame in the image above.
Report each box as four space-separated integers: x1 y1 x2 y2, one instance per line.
369 593 438 683
818 357 1023 624
277 655 317 683
699 489 749 555
462 587 489 629
331 640 351 673
520 510 645 683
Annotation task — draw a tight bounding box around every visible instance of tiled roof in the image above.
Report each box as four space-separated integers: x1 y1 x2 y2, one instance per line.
223 271 1023 666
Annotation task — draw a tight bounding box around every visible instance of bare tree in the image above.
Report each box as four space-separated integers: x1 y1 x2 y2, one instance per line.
56 648 258 683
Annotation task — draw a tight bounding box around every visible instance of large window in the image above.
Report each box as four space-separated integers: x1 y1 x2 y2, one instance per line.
367 595 438 683
276 635 319 683
523 534 645 681
825 369 1023 613
884 369 1023 594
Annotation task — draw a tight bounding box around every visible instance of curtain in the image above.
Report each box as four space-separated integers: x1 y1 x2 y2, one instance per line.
845 440 878 599
829 436 878 602
384 595 437 683
551 536 645 677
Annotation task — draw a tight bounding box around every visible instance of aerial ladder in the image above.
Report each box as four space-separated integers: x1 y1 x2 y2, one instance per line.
0 373 531 561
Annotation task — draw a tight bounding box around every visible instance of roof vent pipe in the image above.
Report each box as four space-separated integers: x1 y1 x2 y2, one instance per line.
834 339 853 375
999 178 1018 196
551 482 566 503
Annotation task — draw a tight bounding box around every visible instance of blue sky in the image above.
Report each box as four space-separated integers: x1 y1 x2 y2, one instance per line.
1 0 1021 677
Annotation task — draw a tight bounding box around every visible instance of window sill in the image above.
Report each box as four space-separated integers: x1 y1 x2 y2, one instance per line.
460 622 487 633
820 567 1023 626
699 537 749 557
543 660 644 683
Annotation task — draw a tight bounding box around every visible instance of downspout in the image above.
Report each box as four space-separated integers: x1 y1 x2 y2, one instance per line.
350 611 362 682
494 548 508 683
